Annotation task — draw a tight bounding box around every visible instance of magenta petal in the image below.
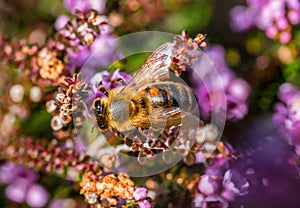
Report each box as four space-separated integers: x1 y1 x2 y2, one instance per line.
26 184 49 207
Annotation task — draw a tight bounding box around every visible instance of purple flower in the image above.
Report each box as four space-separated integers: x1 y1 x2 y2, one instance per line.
278 82 298 104
192 193 205 208
26 184 49 207
198 175 219 196
202 195 228 208
226 95 248 121
227 78 251 102
5 181 29 203
138 199 152 208
14 166 39 184
64 0 106 14
194 45 250 121
273 83 300 151
55 15 70 31
133 187 148 201
229 6 255 32
90 69 132 96
230 0 300 43
49 199 64 208
0 162 17 184
222 170 249 196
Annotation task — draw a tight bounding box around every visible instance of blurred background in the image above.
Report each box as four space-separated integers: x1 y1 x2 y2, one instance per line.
1 0 300 207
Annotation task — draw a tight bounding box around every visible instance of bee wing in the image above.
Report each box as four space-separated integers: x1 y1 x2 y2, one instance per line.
122 43 174 93
149 107 182 129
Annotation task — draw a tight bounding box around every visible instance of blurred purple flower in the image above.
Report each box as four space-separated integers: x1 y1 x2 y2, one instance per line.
229 6 255 32
138 199 152 208
230 0 300 43
133 187 148 201
226 95 248 121
198 175 219 196
49 199 64 208
55 15 70 31
14 166 39 184
222 170 249 197
26 184 49 207
192 193 205 208
194 45 250 121
64 0 106 14
5 181 29 203
0 162 18 184
227 79 251 101
202 195 228 208
273 82 300 155
278 82 298 104
0 163 38 185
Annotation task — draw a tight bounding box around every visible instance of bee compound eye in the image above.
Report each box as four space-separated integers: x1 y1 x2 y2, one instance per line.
93 99 101 110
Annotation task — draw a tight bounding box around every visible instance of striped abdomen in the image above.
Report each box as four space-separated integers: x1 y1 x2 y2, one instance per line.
142 81 196 112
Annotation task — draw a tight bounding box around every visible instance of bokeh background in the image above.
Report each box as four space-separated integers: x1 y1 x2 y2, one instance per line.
1 0 300 207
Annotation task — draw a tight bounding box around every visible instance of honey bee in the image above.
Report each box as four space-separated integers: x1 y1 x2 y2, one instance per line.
92 43 198 133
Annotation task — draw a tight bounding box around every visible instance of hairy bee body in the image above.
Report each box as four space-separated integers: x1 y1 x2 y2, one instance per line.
93 42 197 133
93 81 195 132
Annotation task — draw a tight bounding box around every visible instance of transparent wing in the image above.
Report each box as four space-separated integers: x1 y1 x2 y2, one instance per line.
122 42 174 93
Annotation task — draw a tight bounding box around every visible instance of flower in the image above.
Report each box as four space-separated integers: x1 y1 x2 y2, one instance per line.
230 0 300 43
202 195 228 208
198 175 219 196
26 184 50 207
138 199 152 208
273 83 300 155
55 15 70 31
133 187 148 200
222 170 249 198
193 45 250 121
64 0 106 14
5 181 28 203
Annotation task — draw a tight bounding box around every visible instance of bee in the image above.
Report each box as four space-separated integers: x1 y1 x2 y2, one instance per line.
92 43 198 133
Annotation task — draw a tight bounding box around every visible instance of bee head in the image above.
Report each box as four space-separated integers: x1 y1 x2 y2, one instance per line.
93 98 109 131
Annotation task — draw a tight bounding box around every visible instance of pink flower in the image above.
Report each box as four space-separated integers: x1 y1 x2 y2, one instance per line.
133 187 148 201
198 175 218 196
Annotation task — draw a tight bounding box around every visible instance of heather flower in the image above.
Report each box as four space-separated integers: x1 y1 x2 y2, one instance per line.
229 5 255 32
192 193 205 208
90 69 132 96
55 15 70 31
64 0 106 14
133 187 148 200
138 199 152 208
202 195 228 208
198 175 218 196
0 162 18 184
26 184 49 207
193 45 250 121
230 0 300 43
5 181 28 203
222 170 249 197
273 83 300 154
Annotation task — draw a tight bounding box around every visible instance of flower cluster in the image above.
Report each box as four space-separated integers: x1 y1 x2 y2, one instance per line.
273 83 300 155
0 136 148 207
193 45 251 121
55 9 119 72
192 150 249 208
171 30 207 76
230 0 300 43
79 171 151 207
0 162 49 207
47 73 89 132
